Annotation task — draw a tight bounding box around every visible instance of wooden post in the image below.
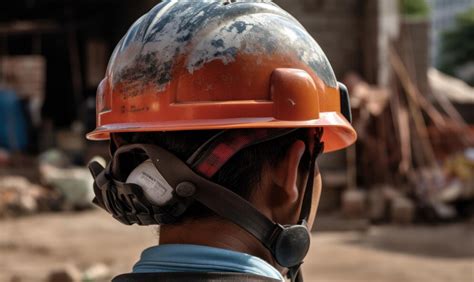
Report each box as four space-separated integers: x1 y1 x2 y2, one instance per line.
68 30 83 121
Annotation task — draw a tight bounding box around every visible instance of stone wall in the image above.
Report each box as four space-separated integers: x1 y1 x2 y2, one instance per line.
274 0 364 80
274 0 400 86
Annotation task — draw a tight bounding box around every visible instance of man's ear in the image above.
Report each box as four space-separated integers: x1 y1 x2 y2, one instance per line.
272 140 306 205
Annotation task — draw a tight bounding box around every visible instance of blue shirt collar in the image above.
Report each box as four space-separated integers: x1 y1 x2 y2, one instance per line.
133 244 284 281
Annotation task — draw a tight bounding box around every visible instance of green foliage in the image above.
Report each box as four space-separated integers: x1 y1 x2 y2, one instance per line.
399 0 430 18
439 7 474 86
456 6 474 28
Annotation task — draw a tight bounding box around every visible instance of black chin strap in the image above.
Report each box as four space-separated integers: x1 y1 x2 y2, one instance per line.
287 129 324 282
117 144 293 246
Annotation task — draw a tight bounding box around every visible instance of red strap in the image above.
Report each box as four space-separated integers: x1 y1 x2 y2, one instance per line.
191 129 296 178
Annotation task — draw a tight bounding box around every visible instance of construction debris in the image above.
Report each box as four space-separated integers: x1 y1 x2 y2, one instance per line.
38 149 99 210
429 68 474 105
82 263 111 282
40 164 95 210
368 188 386 222
38 149 71 168
47 265 82 282
0 176 56 217
0 150 103 217
342 189 367 219
345 72 391 117
340 45 474 223
46 263 111 282
391 196 415 225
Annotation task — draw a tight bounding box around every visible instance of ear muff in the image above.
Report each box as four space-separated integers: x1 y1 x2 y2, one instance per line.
88 149 193 225
273 224 311 268
126 159 175 206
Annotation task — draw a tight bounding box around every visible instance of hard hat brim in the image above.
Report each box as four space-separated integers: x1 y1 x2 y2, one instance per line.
86 112 356 153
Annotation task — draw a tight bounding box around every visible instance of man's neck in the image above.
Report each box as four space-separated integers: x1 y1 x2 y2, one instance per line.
159 217 279 269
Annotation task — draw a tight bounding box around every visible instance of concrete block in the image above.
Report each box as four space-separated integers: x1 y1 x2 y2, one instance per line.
342 189 367 218
391 196 415 224
368 188 387 221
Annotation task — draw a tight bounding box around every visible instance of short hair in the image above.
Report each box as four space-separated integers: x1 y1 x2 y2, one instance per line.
112 129 313 221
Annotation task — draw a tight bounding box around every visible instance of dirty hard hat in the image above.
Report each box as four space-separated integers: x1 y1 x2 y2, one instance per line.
86 0 357 152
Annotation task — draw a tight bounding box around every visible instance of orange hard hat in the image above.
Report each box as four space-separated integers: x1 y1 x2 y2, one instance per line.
86 0 357 152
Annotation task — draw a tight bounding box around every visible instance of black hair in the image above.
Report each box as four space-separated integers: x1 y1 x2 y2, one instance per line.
112 128 313 221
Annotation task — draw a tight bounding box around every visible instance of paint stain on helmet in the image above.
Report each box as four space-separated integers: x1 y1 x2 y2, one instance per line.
109 0 338 95
115 52 172 98
228 21 251 33
211 39 225 48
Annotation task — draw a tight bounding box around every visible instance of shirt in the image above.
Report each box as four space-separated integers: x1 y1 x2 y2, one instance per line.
133 244 284 281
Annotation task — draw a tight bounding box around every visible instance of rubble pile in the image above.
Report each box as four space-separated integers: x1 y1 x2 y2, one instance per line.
47 263 111 282
340 47 474 224
0 176 60 217
0 150 103 218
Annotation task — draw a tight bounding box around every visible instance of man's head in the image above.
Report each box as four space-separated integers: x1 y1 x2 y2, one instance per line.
108 127 323 276
87 1 356 280
111 128 321 227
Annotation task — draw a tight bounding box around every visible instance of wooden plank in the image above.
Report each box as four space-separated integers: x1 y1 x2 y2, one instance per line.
389 47 438 169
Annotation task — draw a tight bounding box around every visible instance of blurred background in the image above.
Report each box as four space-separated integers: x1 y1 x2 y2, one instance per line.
0 0 473 281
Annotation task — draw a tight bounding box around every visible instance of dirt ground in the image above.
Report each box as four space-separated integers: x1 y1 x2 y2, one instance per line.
1 210 473 282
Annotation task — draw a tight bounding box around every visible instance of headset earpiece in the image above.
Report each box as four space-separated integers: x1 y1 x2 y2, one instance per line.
126 159 175 206
273 223 311 268
88 152 193 225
